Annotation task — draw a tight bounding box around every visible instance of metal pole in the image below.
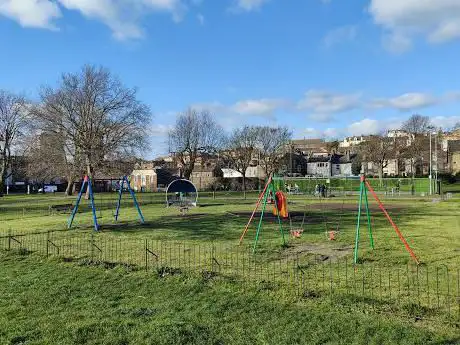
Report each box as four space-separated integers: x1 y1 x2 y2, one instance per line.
125 176 145 224
435 133 438 193
67 177 86 229
114 177 124 221
354 177 364 264
87 177 100 231
429 132 432 195
364 179 420 264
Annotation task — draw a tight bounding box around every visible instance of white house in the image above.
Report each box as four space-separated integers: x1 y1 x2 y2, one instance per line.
221 168 243 178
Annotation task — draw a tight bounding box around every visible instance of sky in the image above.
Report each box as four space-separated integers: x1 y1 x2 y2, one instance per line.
2 0 460 159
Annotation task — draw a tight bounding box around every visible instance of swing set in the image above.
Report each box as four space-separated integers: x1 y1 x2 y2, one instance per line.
67 175 145 231
239 176 289 252
354 175 420 265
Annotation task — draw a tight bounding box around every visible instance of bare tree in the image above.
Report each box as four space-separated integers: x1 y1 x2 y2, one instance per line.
401 114 433 177
256 126 292 177
31 65 151 193
0 90 27 196
222 125 259 193
360 135 396 185
25 130 83 195
168 108 223 180
401 114 432 134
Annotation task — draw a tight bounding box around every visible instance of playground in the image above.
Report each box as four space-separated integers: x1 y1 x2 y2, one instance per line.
0 177 458 268
0 177 459 344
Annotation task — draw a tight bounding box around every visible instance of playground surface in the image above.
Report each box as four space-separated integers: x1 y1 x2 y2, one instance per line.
0 192 458 267
0 191 459 344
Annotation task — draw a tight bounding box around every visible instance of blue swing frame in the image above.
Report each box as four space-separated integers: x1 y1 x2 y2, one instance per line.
67 175 145 232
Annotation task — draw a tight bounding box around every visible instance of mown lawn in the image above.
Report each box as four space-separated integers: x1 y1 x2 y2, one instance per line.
0 192 458 267
0 251 458 345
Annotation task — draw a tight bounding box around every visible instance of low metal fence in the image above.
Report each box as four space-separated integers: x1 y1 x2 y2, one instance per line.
1 230 458 323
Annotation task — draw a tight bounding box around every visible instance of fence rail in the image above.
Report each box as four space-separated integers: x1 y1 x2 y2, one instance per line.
1 230 458 323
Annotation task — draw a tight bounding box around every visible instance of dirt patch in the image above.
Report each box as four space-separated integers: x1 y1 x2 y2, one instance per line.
305 202 409 213
283 243 353 262
227 211 323 224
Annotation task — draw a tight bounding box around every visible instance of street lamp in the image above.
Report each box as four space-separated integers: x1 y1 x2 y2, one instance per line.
0 136 4 197
428 129 438 195
429 131 432 195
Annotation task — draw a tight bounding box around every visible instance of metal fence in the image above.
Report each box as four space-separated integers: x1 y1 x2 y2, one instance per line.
1 230 458 323
276 177 433 196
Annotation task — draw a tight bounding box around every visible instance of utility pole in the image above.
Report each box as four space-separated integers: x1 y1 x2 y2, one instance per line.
435 132 438 194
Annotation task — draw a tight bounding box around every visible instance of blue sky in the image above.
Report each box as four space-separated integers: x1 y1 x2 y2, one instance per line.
2 0 460 159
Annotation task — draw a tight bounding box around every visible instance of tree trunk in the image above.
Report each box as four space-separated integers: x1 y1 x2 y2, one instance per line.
65 179 73 196
85 160 92 199
0 159 6 197
242 173 246 200
378 165 384 187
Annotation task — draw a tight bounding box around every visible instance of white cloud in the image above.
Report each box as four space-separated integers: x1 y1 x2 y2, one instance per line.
297 90 361 114
0 0 61 29
231 98 286 116
0 0 186 39
347 118 380 136
232 0 269 12
370 93 438 111
150 123 173 135
323 25 357 47
193 98 287 118
429 116 460 130
369 0 460 52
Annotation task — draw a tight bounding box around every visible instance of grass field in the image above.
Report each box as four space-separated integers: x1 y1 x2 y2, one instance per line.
0 191 459 344
0 251 459 345
0 192 458 267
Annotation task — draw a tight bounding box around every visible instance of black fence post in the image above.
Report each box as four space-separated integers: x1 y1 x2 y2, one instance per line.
46 231 49 257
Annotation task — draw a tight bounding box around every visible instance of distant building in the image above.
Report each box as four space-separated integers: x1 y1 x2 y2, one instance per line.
221 168 243 178
245 165 266 179
339 136 368 148
130 167 158 192
305 153 356 177
190 164 223 190
448 140 460 175
289 139 329 157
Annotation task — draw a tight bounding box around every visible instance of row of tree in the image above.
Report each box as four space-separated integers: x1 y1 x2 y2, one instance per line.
0 64 455 197
0 65 150 196
168 109 291 191
359 114 442 182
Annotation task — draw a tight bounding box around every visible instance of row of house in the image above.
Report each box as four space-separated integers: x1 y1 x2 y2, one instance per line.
5 129 460 192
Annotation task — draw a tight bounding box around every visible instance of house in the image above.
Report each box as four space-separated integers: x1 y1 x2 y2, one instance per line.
130 162 158 192
448 140 460 175
190 164 223 190
221 168 243 178
306 153 357 177
245 165 266 179
289 139 329 157
339 136 368 149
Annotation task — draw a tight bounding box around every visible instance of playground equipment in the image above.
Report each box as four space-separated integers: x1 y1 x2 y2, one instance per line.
239 176 287 252
273 190 289 218
354 175 420 265
165 179 198 215
323 194 345 241
68 175 144 231
289 208 306 238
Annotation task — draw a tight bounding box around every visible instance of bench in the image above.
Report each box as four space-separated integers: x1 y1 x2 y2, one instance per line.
49 204 73 215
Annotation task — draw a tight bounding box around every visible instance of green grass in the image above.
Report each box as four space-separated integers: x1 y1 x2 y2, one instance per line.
0 251 458 345
1 192 458 267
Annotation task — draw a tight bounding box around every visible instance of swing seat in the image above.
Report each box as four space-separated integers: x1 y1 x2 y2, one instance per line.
327 230 338 241
290 229 303 238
